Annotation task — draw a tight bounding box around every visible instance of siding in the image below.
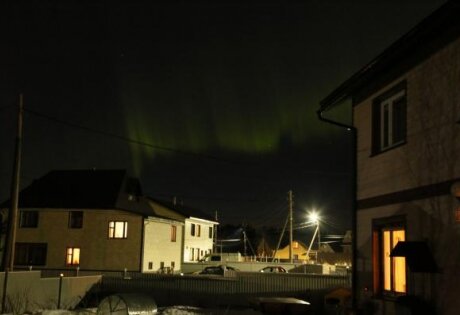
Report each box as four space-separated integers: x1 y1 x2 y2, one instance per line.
142 218 183 272
16 209 143 271
355 37 460 200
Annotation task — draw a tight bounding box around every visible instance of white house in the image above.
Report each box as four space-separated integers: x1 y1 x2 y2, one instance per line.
147 198 218 263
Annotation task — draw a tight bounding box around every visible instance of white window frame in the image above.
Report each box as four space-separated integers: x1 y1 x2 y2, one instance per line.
380 90 405 151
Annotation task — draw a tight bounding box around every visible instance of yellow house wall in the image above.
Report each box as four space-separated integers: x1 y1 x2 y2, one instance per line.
273 242 309 261
16 208 143 271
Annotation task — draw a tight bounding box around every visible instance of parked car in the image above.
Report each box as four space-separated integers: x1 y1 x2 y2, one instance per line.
198 265 238 275
260 266 288 273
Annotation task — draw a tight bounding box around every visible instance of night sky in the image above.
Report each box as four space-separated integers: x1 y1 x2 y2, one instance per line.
0 1 445 234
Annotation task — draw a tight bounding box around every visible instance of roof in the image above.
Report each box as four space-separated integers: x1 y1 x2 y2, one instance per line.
148 197 217 222
320 0 460 111
0 170 145 213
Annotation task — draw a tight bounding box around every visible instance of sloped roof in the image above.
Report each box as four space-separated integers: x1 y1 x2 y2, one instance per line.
148 197 217 222
1 169 128 209
320 0 460 111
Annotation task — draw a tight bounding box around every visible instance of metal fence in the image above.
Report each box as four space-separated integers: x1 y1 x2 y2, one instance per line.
100 272 351 307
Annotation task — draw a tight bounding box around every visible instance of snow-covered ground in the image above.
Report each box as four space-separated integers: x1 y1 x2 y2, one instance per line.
27 306 262 315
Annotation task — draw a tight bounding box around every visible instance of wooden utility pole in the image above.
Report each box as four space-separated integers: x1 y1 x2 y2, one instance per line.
4 94 24 271
288 190 293 263
272 213 289 262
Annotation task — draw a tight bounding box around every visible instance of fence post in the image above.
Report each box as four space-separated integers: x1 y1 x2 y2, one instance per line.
57 274 64 309
1 268 9 313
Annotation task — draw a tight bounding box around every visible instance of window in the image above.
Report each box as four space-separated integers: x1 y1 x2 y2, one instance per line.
108 221 128 239
68 211 83 229
191 223 196 236
455 207 460 223
15 243 47 266
171 225 177 242
66 247 80 266
373 217 406 296
372 81 406 155
148 262 153 270
197 224 201 237
209 226 213 239
19 211 38 228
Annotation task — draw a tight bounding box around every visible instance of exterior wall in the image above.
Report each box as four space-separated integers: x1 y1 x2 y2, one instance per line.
355 37 460 200
354 37 460 314
183 218 215 262
142 217 183 273
273 241 309 262
15 208 143 271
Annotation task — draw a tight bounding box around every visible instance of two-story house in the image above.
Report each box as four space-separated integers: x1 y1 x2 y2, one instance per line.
0 169 183 273
319 1 460 314
147 198 218 263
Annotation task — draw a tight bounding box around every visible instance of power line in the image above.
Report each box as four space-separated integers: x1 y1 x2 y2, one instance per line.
24 108 245 166
24 107 352 177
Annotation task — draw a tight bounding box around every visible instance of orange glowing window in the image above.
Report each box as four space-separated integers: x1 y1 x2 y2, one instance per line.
373 217 406 296
66 247 80 266
108 221 128 239
455 208 460 222
171 225 177 242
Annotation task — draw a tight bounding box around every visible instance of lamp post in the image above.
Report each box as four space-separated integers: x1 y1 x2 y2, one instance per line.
306 211 321 262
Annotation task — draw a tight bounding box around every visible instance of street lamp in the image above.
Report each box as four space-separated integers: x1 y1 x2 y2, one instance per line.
306 210 321 261
309 211 321 251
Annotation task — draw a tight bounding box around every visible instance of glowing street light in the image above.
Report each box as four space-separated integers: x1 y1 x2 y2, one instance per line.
308 211 319 224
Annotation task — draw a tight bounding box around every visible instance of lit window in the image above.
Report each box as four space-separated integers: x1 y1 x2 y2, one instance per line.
455 207 460 223
171 225 177 242
383 229 406 293
68 211 83 229
108 221 128 239
372 81 406 154
373 218 406 295
66 247 80 266
293 241 299 249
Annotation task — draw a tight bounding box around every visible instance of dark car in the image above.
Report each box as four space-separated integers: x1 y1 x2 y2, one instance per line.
199 265 238 275
260 266 288 273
